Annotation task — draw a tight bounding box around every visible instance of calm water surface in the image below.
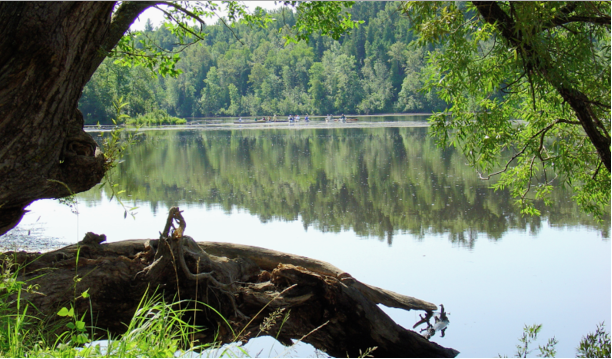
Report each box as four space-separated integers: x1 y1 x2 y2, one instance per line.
5 123 611 357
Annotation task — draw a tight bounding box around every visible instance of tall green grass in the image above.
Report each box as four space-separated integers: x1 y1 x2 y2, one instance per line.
0 255 315 358
0 255 229 358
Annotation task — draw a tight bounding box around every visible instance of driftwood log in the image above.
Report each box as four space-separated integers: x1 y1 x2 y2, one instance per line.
4 207 458 357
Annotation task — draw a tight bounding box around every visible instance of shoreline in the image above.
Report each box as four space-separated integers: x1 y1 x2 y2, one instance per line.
0 226 69 253
184 113 434 120
86 120 431 133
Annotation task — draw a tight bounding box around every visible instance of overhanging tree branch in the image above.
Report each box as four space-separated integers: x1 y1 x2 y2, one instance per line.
153 6 208 42
548 15 612 27
94 1 158 74
478 119 580 180
155 1 245 45
471 1 611 173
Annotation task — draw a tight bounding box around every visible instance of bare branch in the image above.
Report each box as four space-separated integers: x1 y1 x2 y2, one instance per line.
592 161 603 180
94 2 158 70
520 155 537 201
585 99 611 110
153 5 207 42
549 15 612 27
156 1 245 45
500 71 528 93
478 119 577 180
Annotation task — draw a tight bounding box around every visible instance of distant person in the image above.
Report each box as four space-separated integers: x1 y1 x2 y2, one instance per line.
273 114 277 122
305 114 309 122
296 114 300 122
341 113 346 123
238 117 243 123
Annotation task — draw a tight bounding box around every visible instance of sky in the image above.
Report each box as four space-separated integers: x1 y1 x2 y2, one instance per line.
130 1 284 30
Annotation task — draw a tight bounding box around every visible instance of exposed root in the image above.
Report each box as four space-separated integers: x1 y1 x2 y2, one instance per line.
12 206 458 358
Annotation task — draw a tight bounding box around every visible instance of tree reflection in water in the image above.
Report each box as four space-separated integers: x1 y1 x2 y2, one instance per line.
85 127 609 248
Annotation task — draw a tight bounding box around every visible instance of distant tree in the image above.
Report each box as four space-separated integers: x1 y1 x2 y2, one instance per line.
199 66 228 116
322 44 362 113
223 83 241 116
358 58 393 114
144 18 155 32
308 62 329 113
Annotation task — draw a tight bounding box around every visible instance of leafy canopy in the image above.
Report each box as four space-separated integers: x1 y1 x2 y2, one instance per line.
110 1 361 75
403 1 611 219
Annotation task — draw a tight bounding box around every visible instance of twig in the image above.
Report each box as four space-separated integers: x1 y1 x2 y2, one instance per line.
155 1 245 45
592 161 603 180
520 155 537 202
233 283 298 342
478 119 579 180
154 6 207 42
281 320 330 356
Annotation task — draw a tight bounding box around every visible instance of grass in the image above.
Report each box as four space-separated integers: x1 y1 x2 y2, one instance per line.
6 252 607 358
0 255 335 358
499 323 611 358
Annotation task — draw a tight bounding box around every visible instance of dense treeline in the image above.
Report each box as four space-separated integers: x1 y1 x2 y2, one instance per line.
79 2 445 125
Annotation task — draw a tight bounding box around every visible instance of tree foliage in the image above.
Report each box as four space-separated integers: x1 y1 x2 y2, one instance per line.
403 1 611 219
79 2 446 123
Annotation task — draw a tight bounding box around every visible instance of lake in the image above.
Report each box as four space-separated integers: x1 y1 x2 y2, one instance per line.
4 119 611 357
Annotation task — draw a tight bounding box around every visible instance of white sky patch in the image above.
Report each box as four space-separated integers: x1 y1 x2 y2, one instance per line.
130 1 283 31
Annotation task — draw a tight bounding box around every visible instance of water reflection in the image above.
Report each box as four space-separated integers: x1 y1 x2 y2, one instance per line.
414 304 450 340
84 127 609 247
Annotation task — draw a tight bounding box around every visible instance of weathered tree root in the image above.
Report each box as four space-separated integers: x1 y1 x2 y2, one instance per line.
4 207 458 357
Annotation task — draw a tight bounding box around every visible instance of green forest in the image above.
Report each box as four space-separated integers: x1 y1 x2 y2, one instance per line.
78 2 445 125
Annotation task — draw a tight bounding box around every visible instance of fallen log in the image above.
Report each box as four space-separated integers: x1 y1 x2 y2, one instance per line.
3 207 458 357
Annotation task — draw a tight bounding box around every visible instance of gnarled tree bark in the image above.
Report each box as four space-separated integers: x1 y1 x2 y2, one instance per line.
4 207 459 357
0 2 155 235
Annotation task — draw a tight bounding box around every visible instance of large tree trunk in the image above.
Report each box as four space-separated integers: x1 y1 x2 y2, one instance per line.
0 2 153 235
4 208 459 357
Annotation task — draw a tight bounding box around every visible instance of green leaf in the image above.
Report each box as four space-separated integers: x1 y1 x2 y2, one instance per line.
75 333 89 344
57 307 73 317
75 321 86 331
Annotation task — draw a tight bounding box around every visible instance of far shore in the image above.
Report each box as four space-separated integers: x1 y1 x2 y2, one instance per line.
85 120 431 133
184 113 434 121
